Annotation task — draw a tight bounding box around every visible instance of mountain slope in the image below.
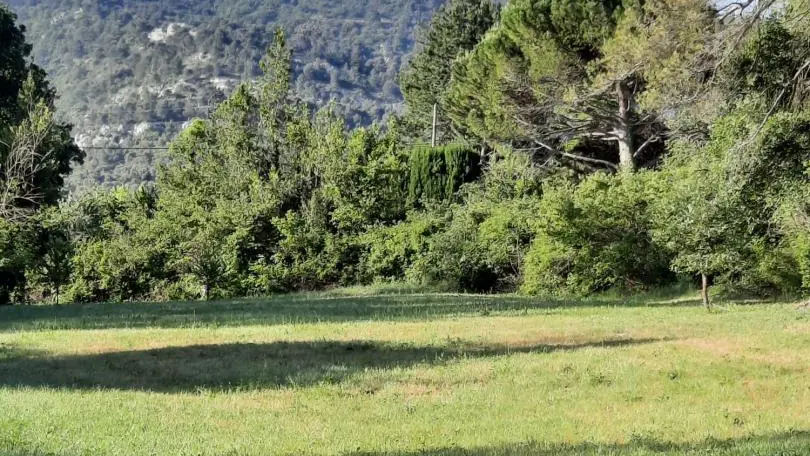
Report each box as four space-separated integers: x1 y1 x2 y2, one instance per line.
7 0 444 194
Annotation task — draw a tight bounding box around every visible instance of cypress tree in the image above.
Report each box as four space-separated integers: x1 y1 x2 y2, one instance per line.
407 144 480 207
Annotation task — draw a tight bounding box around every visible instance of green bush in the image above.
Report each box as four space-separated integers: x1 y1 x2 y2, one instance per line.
62 189 170 303
409 205 489 291
359 195 540 293
66 237 162 303
775 184 810 292
475 150 544 200
0 219 35 305
406 197 539 292
268 209 365 291
522 173 673 296
360 211 447 283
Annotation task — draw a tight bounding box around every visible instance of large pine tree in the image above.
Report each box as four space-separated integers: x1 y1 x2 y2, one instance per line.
446 0 715 173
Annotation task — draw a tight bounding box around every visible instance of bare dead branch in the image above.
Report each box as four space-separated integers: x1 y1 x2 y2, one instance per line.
561 152 620 170
0 101 56 223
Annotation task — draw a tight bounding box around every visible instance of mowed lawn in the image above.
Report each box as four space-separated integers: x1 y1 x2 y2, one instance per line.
1 291 809 455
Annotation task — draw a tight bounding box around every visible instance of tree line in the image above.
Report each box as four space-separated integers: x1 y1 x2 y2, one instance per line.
3 0 810 307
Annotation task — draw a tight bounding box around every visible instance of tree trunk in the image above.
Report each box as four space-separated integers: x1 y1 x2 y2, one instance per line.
701 273 711 310
431 103 438 148
615 80 636 173
202 283 210 301
617 136 634 173
55 285 59 305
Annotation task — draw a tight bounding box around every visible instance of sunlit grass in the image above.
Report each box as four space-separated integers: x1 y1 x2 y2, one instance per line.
1 289 809 455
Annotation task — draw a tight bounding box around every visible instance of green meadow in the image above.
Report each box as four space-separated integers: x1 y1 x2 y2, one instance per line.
1 291 809 455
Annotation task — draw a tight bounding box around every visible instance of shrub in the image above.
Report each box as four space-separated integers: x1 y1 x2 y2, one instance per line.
407 197 540 292
522 172 673 296
268 209 365 291
475 150 544 200
0 219 34 305
62 188 170 303
775 185 810 292
66 236 167 303
360 210 448 283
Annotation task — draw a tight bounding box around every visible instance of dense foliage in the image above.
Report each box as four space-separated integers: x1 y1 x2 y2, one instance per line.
0 5 83 304
398 0 498 142
407 144 481 207
523 172 673 296
6 0 810 306
479 0 717 170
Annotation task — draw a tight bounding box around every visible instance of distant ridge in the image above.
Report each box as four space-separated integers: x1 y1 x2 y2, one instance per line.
6 0 445 194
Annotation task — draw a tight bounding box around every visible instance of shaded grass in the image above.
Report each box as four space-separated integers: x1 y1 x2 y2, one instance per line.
0 286 706 332
345 431 810 455
0 338 664 392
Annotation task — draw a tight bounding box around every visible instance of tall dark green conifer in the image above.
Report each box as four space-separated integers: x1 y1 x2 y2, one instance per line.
407 144 480 207
399 0 498 142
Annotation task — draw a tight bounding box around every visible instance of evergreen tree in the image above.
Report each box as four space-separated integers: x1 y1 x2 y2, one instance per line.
407 144 480 207
399 0 498 142
446 0 715 173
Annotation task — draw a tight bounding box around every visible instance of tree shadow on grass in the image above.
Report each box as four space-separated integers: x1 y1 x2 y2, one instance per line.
4 433 809 456
340 431 810 455
0 292 707 332
0 337 664 392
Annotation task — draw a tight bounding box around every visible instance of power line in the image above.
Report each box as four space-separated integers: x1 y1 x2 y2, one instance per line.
83 146 169 150
82 141 466 152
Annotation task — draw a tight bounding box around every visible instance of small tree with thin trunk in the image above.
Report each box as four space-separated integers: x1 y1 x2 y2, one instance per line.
173 226 229 301
650 130 750 309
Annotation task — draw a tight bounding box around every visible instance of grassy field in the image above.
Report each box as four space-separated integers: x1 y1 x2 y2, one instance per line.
1 290 809 455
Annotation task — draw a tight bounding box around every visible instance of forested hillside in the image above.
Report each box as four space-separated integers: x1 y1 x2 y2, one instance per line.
6 0 444 194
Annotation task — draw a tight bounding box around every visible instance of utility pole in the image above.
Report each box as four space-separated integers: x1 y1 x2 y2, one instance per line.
431 103 437 148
